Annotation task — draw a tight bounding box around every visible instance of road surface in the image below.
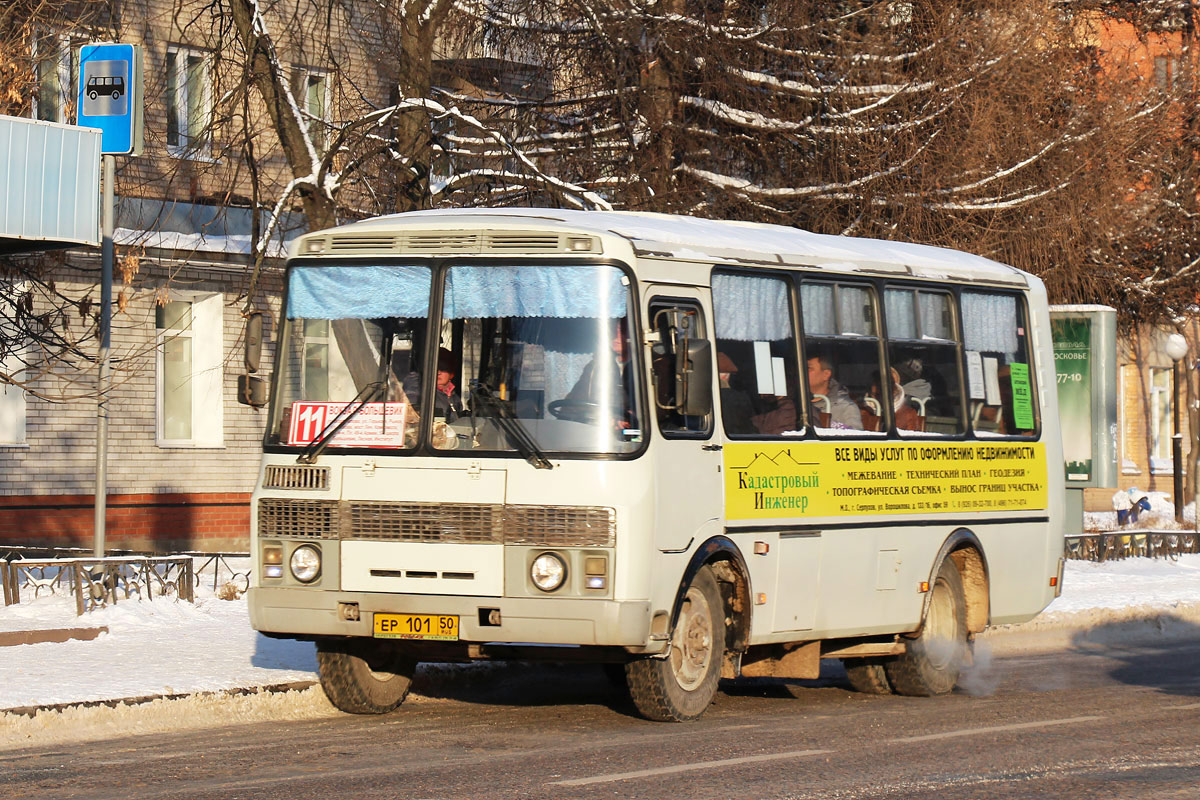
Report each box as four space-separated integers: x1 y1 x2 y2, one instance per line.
4 627 1198 799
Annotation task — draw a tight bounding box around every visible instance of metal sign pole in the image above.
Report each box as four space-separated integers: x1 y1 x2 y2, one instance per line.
94 154 114 557
81 41 141 557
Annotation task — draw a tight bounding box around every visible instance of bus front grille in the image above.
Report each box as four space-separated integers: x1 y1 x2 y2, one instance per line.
348 502 505 544
258 499 339 540
502 505 615 547
263 465 330 491
257 499 615 547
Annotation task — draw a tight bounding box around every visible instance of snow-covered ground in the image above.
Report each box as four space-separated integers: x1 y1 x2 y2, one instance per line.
2 551 1199 751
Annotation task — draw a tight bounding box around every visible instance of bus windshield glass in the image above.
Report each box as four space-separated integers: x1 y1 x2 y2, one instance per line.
268 263 432 450
433 264 643 456
267 262 644 457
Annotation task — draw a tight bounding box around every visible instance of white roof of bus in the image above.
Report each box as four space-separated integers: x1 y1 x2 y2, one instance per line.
317 208 1030 286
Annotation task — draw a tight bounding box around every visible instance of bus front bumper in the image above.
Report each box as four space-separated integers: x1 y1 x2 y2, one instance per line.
248 587 656 651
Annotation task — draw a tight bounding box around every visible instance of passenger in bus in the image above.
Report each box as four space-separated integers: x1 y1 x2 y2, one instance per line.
750 394 798 435
869 368 921 431
717 351 757 435
403 347 464 423
566 318 636 428
807 354 863 430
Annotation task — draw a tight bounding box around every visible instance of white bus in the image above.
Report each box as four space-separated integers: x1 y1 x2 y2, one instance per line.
245 209 1065 722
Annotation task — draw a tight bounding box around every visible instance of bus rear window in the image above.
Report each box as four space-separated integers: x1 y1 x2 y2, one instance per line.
961 291 1038 437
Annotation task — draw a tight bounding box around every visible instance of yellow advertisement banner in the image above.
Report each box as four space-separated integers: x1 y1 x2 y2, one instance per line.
724 441 1048 520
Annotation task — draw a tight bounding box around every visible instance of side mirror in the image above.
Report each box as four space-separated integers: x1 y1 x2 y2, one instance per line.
679 338 713 417
238 373 268 407
238 312 268 407
244 311 264 373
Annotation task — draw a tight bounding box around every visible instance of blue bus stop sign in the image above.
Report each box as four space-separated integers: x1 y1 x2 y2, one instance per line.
78 43 143 155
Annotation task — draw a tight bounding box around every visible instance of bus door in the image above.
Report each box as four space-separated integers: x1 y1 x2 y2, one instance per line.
645 292 721 553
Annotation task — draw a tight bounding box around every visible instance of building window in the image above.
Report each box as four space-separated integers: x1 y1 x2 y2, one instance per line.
166 46 212 155
0 284 29 446
1149 366 1173 472
33 34 76 123
1154 54 1180 90
156 294 224 446
296 67 329 151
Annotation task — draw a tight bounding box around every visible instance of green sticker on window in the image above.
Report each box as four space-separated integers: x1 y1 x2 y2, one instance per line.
1009 362 1035 429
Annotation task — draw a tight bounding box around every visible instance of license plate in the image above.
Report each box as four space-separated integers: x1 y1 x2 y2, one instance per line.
373 612 459 641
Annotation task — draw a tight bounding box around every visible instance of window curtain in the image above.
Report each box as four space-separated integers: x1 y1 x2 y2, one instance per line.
961 292 1018 355
713 273 793 341
443 265 627 319
287 265 432 320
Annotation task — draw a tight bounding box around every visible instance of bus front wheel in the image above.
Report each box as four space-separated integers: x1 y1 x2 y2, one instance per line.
316 638 416 714
626 566 725 722
885 558 967 696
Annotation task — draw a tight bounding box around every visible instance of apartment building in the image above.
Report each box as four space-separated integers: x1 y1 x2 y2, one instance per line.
1 0 526 552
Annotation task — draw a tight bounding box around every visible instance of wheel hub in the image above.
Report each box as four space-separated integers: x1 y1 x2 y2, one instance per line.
671 589 713 691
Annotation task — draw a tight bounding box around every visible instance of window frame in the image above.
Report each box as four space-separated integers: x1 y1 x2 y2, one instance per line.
711 268 803 439
799 278 887 437
958 287 1042 440
0 282 30 447
294 65 330 152
882 285 967 437
1149 366 1173 473
166 45 214 157
647 296 714 440
32 33 77 123
155 292 225 448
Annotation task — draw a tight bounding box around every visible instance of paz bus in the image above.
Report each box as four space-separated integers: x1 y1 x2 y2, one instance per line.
244 208 1064 722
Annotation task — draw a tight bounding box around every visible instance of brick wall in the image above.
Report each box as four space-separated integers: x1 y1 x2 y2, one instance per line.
0 492 251 553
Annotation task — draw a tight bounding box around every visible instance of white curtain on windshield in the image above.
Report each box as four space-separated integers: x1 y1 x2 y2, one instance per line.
962 292 1018 356
712 273 792 341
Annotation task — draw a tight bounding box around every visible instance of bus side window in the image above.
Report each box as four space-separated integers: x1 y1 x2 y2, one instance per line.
961 291 1038 437
800 282 885 435
711 272 801 437
883 288 965 435
649 300 712 436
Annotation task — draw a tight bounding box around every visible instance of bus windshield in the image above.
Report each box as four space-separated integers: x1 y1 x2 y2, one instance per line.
267 262 644 457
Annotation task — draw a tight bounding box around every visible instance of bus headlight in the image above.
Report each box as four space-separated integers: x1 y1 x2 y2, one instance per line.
530 552 567 592
289 545 322 583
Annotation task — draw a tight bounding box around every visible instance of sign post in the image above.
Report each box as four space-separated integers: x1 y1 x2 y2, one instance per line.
78 43 143 557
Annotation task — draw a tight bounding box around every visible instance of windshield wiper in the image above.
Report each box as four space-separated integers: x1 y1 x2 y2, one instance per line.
297 380 384 464
470 380 553 470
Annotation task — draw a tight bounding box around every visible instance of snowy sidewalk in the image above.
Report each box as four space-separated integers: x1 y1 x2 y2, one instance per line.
3 554 1199 714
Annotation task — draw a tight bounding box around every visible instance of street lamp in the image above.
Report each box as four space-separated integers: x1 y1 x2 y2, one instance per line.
1165 333 1188 524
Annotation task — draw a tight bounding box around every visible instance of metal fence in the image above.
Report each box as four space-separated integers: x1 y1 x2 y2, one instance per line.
1064 531 1200 562
1 556 195 615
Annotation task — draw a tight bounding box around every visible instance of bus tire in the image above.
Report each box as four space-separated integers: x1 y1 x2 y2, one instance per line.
626 566 725 722
842 658 893 694
316 638 416 714
885 558 967 696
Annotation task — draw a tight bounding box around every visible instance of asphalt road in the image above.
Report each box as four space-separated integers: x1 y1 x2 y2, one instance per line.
4 627 1199 799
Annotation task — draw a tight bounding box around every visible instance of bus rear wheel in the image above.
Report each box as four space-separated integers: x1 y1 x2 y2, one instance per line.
842 657 893 694
885 558 967 696
316 638 416 714
626 566 725 722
